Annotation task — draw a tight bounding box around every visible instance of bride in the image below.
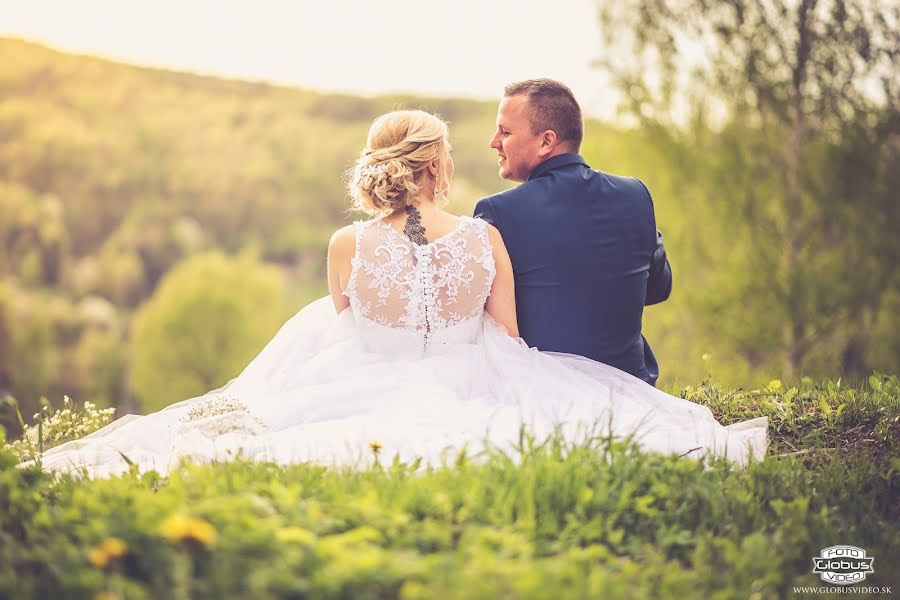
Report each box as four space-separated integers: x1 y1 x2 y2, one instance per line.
27 110 768 478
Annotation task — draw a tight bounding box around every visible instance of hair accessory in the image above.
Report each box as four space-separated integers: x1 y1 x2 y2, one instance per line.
359 163 389 177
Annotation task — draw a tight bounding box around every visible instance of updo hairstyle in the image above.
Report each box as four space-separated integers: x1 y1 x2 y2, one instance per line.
347 110 450 215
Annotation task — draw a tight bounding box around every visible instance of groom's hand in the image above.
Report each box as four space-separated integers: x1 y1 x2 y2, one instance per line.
646 229 672 306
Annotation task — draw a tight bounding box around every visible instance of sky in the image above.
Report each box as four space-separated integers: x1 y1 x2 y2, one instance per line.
0 0 618 119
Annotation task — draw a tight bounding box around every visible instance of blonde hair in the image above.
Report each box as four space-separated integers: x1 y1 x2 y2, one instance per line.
347 110 450 215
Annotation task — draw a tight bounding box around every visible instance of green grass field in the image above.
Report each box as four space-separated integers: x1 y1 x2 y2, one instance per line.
2 375 898 599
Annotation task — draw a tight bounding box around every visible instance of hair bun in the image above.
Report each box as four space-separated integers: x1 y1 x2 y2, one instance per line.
346 110 450 215
350 156 417 213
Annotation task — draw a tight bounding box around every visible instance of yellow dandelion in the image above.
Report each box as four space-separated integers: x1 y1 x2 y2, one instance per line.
88 537 128 569
767 379 783 391
160 515 217 547
95 593 117 600
368 440 383 455
88 548 108 569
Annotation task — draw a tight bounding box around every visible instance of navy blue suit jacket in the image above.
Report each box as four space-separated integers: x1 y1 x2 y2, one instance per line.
474 153 672 386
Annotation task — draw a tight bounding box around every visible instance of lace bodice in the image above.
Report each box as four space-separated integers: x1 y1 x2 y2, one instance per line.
344 216 496 356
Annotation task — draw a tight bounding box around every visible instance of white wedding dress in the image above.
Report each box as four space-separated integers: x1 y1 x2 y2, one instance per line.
28 216 768 478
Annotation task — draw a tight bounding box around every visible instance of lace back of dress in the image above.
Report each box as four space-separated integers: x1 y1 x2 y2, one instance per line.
345 217 496 336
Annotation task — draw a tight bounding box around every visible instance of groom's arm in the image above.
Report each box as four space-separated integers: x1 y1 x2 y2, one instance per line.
635 178 672 306
646 228 672 305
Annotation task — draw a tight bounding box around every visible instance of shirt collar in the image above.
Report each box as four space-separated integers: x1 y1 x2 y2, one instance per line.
528 153 589 181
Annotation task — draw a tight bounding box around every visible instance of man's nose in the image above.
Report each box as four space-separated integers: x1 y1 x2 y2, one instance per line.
489 133 500 148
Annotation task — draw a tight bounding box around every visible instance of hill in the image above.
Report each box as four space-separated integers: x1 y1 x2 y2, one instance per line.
0 37 895 426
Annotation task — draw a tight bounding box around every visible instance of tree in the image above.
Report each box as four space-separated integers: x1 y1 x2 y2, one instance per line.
596 0 900 376
0 282 57 435
0 183 70 286
130 251 290 412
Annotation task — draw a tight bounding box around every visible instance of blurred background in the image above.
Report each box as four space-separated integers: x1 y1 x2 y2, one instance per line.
0 0 897 435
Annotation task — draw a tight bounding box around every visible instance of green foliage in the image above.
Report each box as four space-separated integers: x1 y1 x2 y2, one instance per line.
0 181 69 286
72 325 126 409
131 251 290 412
674 372 900 465
0 282 130 438
0 284 12 389
595 0 900 379
0 282 57 433
1 377 898 598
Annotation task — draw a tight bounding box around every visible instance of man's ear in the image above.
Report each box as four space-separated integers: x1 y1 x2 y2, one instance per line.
537 130 558 158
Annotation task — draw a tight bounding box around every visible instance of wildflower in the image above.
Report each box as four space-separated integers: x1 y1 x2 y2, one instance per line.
160 515 217 547
3 395 117 461
88 537 128 569
368 440 383 455
767 379 782 392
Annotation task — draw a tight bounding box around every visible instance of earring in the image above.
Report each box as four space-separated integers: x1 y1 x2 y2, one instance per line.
433 171 442 200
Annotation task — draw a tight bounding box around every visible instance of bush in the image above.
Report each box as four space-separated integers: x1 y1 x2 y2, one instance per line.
130 251 290 412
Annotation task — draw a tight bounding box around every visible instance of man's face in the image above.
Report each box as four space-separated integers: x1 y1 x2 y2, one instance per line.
490 95 544 182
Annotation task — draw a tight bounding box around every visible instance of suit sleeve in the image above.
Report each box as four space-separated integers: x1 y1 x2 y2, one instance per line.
474 198 501 229
646 228 673 305
634 178 672 306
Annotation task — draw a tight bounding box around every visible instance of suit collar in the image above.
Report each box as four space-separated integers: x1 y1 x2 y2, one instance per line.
528 153 589 181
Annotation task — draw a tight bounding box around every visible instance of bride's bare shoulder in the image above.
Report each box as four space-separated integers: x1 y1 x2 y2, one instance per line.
483 222 506 247
328 225 356 260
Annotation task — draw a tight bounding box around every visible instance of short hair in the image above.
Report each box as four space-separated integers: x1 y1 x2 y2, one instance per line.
504 79 583 150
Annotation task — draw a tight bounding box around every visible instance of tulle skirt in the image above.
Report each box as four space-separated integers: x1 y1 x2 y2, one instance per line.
25 298 768 478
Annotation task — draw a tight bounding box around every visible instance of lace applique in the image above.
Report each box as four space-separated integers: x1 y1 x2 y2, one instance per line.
175 396 268 438
472 217 497 275
344 217 496 349
432 236 477 305
403 205 428 246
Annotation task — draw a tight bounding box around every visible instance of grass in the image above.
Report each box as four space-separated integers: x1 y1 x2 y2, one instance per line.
1 374 898 599
676 374 899 472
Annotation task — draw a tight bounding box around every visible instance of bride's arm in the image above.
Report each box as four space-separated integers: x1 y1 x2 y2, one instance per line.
327 225 355 314
484 224 519 337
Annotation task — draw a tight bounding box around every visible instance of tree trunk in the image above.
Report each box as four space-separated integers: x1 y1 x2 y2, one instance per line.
785 0 816 376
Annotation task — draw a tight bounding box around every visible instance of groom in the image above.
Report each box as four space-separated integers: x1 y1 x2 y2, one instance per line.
474 79 672 386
